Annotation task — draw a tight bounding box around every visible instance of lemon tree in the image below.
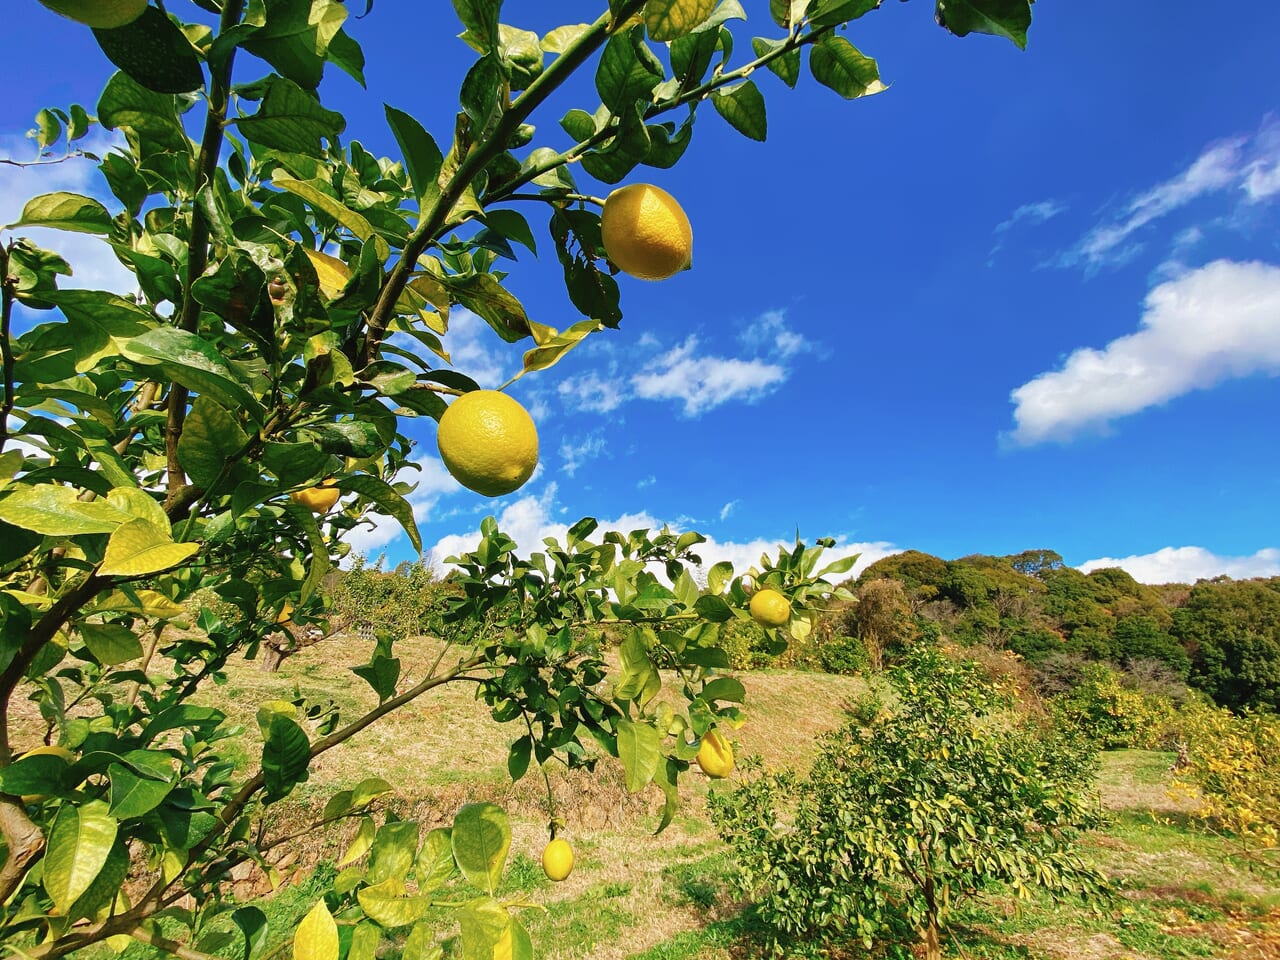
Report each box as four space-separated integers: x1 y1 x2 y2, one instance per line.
0 2 1036 958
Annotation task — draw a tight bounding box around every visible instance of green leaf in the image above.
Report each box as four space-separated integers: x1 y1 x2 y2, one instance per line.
367 821 419 885
702 677 747 703
0 753 73 797
357 877 432 928
293 900 339 960
596 27 665 114
444 273 533 343
416 828 457 892
694 595 734 622
273 173 389 262
710 80 767 141
79 623 144 666
7 192 112 234
935 0 1033 49
235 76 347 156
338 816 376 867
100 519 199 577
0 484 130 536
347 922 379 960
809 35 885 99
451 803 511 896
42 289 152 372
752 36 800 88
121 328 264 423
482 209 537 256
542 24 591 54
617 718 662 793
108 762 174 820
707 561 734 595
43 800 119 913
335 474 421 552
809 0 883 28
178 397 249 490
645 0 718 41
262 714 311 803
241 0 349 90
457 897 507 960
384 105 443 205
96 70 190 155
351 777 394 808
507 736 531 782
232 907 269 960
352 654 400 703
817 553 859 578
32 108 62 151
92 6 204 95
453 0 501 53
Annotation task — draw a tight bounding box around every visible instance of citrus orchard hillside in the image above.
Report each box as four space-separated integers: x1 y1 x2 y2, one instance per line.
0 3 1055 960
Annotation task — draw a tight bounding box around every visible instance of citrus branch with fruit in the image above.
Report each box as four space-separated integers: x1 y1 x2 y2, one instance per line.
0 1 1036 957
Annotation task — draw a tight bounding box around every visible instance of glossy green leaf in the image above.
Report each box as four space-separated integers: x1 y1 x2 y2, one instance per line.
703 677 747 703
178 396 249 490
121 328 263 421
241 0 349 89
596 28 665 113
645 0 718 41
809 0 882 27
100 519 199 577
809 35 885 99
385 104 443 205
351 777 394 808
444 273 533 343
752 36 800 88
293 900 339 960
107 762 174 820
79 623 144 666
451 803 511 896
43 800 118 913
272 173 389 262
335 474 421 552
710 80 767 141
262 714 311 803
232 907 269 960
416 828 457 892
235 77 346 155
346 922 380 960
617 718 661 793
7 192 112 234
694 594 734 622
935 0 1033 49
707 561 734 595
92 6 204 95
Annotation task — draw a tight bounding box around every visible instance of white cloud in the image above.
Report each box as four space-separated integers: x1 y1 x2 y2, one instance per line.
719 499 739 521
422 486 898 586
1007 259 1280 444
1064 119 1280 269
557 371 625 413
441 309 509 388
559 430 606 477
1078 546 1280 584
0 134 135 295
631 336 786 416
989 199 1067 262
341 456 463 560
738 308 813 359
636 474 656 489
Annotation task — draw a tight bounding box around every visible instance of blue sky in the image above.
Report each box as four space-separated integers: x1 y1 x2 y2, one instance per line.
2 1 1278 584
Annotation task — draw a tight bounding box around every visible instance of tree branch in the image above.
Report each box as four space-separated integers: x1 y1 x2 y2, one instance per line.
0 794 45 905
0 244 16 451
165 0 246 509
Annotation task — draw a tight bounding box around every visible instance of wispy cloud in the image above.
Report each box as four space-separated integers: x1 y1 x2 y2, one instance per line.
1006 259 1280 445
989 199 1067 262
719 499 739 521
342 456 463 560
557 371 626 413
1078 546 1280 584
1062 119 1280 270
631 336 787 416
738 308 814 359
559 430 606 477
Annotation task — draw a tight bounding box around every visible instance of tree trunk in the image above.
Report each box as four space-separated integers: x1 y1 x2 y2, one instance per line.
922 920 943 960
259 622 326 673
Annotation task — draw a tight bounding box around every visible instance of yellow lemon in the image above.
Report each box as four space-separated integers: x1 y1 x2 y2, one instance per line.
276 602 293 625
600 183 693 281
696 729 734 779
38 0 148 28
290 481 340 514
749 588 791 628
436 391 538 497
542 837 574 882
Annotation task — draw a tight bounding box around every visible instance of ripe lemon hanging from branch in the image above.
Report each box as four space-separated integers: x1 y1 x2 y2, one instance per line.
436 390 539 497
600 183 693 281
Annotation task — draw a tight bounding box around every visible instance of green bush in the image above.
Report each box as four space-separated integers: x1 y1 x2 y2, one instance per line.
711 649 1107 960
817 634 870 675
1051 663 1177 749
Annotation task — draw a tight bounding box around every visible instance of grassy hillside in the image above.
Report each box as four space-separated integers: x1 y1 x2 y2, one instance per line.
40 635 1278 960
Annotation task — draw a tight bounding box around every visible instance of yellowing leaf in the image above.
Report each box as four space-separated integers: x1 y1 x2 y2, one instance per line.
302 248 353 298
293 900 338 960
88 589 185 618
100 519 198 577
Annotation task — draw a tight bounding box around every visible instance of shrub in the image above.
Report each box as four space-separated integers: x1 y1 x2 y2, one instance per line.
711 649 1107 960
1051 663 1177 749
